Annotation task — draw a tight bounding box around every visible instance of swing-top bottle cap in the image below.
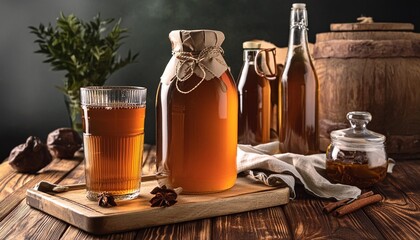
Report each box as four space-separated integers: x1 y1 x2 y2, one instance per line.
243 41 261 49
292 3 306 9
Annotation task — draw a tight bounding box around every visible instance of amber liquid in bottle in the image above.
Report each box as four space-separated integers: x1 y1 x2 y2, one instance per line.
156 71 238 193
279 4 318 154
237 50 272 145
279 47 318 154
82 106 145 200
269 64 283 139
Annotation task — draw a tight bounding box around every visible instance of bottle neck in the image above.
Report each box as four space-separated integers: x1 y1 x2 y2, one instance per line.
243 49 258 63
287 7 309 49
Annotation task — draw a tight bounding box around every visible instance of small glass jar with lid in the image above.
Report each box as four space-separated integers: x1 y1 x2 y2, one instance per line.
326 111 388 188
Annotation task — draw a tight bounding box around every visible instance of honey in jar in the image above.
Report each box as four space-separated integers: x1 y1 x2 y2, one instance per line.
156 30 238 193
326 112 388 188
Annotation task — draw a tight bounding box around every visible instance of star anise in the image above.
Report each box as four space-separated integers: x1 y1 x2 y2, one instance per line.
149 185 178 207
97 192 117 208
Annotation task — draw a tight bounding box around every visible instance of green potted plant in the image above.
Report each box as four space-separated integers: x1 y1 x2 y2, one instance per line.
29 13 138 133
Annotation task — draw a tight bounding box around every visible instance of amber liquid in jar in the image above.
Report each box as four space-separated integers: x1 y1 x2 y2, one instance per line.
279 47 318 154
156 71 238 193
326 149 387 188
82 106 145 200
238 63 272 145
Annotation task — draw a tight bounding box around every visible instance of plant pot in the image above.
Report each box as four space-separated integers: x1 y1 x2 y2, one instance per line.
64 92 83 135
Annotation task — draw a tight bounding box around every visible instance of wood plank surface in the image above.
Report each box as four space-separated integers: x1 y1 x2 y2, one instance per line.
0 156 84 239
0 201 68 239
0 159 13 177
0 157 82 222
362 161 420 239
283 185 385 240
0 163 35 201
135 219 211 240
0 145 419 239
62 226 138 240
212 207 292 239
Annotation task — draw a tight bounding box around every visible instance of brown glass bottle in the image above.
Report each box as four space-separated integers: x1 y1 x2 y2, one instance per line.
237 42 273 145
279 3 319 154
269 64 283 141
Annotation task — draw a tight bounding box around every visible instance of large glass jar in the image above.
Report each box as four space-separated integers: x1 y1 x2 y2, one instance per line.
326 111 387 188
156 30 238 194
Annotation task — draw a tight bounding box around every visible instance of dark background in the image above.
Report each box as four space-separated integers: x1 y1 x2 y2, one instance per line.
1 0 419 161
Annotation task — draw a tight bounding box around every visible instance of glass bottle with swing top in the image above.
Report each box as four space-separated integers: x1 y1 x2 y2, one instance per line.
279 3 319 154
237 41 278 145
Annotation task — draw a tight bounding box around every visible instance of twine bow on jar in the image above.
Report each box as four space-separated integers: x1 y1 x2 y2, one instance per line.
173 46 227 94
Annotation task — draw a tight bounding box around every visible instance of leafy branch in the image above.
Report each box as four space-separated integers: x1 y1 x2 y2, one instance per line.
29 12 138 96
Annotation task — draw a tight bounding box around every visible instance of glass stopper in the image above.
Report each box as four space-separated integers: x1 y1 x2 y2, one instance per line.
346 111 372 131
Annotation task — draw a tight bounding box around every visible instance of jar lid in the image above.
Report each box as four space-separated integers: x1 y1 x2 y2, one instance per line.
169 30 225 52
330 111 385 146
161 30 229 86
243 41 261 49
292 3 306 9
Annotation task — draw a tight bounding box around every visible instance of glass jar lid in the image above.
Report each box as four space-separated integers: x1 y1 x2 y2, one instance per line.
330 111 385 146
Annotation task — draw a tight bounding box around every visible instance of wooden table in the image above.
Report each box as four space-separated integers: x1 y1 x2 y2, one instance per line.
0 145 419 239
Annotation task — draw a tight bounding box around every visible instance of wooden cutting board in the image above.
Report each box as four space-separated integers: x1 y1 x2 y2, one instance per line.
26 177 289 235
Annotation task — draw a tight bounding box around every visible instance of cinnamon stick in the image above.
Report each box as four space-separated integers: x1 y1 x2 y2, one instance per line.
358 191 374 199
323 198 350 213
323 191 375 213
333 194 383 217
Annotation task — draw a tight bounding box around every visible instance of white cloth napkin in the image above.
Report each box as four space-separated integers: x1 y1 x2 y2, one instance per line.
237 141 394 200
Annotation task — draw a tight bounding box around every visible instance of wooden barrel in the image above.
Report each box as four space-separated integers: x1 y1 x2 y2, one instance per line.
313 22 420 158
